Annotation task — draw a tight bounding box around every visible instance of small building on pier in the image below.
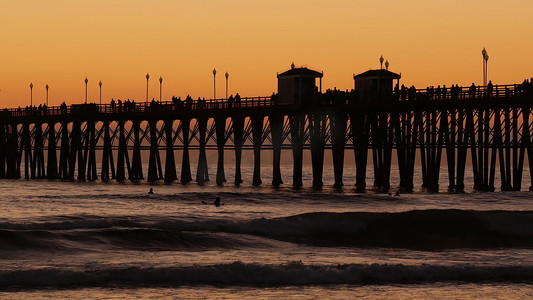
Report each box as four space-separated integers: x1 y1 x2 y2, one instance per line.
277 63 323 105
353 69 401 94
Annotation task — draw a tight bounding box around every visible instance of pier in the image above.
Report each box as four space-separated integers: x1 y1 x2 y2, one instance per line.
1 66 533 192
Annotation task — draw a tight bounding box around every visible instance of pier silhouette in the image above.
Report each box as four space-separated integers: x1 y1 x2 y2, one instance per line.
1 65 533 192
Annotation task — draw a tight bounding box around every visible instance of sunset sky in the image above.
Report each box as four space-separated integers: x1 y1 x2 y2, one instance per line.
1 0 532 107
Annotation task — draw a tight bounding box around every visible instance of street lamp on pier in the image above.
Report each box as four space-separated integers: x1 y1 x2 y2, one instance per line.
482 48 489 86
484 54 489 86
30 83 33 106
45 84 49 106
84 77 88 103
99 80 102 105
225 71 229 99
213 68 217 99
146 73 150 102
159 76 163 103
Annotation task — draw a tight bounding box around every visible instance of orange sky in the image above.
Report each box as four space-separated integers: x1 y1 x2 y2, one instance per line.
1 0 532 108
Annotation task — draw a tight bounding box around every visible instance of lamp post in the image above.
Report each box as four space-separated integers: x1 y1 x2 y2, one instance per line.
213 68 217 99
45 84 49 106
380 55 384 69
30 83 33 106
225 72 229 99
84 77 88 103
159 76 163 103
484 54 489 86
146 73 150 102
99 80 102 105
482 48 489 86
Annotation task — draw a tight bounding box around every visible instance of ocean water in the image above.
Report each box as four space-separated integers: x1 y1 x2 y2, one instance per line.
1 164 533 299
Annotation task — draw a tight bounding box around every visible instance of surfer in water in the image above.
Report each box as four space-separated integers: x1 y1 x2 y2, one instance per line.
202 196 224 207
148 188 154 194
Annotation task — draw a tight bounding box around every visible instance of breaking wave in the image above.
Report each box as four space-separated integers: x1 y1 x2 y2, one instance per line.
1 261 533 288
1 210 533 251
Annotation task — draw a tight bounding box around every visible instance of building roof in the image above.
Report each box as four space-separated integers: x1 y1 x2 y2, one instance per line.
277 66 323 78
353 69 401 80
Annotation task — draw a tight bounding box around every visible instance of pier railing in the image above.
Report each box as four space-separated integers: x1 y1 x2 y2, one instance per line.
3 96 275 119
2 83 531 120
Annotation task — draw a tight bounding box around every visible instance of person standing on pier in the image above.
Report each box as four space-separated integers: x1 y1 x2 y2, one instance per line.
408 85 416 101
469 83 477 99
271 92 278 106
228 94 234 108
487 80 494 97
185 95 192 109
427 86 434 100
197 97 203 109
235 93 241 107
451 85 459 100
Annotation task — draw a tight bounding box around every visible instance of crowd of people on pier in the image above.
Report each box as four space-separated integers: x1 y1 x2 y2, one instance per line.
109 99 138 113
5 78 533 118
319 79 533 105
144 93 245 112
6 93 251 117
394 83 480 102
393 78 533 102
13 103 49 117
396 84 465 101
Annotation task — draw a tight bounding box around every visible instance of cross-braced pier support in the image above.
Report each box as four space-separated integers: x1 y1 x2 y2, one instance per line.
310 114 326 189
330 113 347 189
270 114 284 186
148 119 163 182
46 122 58 179
58 122 69 180
33 122 45 179
164 119 178 183
352 112 369 191
444 109 457 191
251 116 263 186
233 116 244 186
290 114 305 188
101 120 115 181
86 120 98 181
395 111 416 191
370 113 392 190
419 110 443 193
196 117 209 184
131 120 143 181
180 118 192 184
116 120 131 182
215 117 227 186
